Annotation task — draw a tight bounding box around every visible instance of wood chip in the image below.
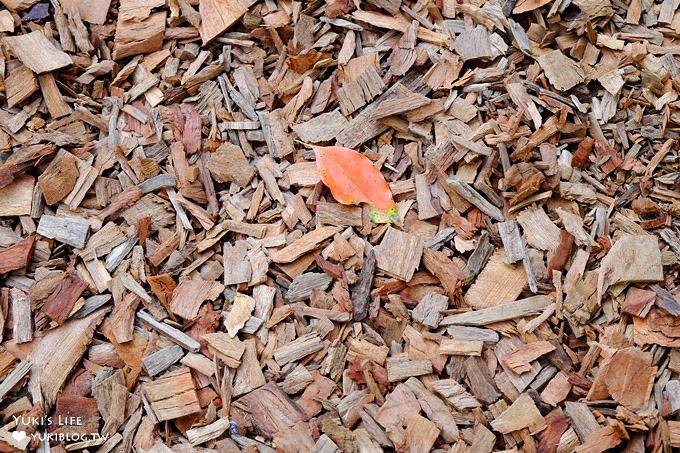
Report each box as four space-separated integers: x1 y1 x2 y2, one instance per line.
537 50 585 91
143 367 201 421
2 30 72 73
375 227 423 281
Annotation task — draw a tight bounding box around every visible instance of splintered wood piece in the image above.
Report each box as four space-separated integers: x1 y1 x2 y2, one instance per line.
274 333 324 366
537 415 570 453
669 421 680 448
274 422 314 452
271 226 339 263
279 365 314 394
180 104 201 154
513 0 552 13
634 307 680 347
660 228 680 260
225 293 255 337
540 372 572 408
386 354 432 382
259 109 295 158
589 347 655 411
556 208 596 247
208 142 255 187
400 412 440 453
597 235 663 304
464 356 500 404
490 392 546 434
108 188 150 223
454 26 502 61
375 383 420 429
372 90 431 119
430 378 481 410
83 258 112 293
113 0 166 59
498 220 525 263
0 361 31 402
464 249 527 308
203 332 245 366
403 377 460 442
387 21 418 76
286 162 321 187
469 423 496 453
108 292 141 343
664 380 680 414
65 5 94 54
224 240 252 285
143 367 201 421
316 201 363 227
574 426 622 453
0 234 36 274
11 289 32 344
37 215 89 248
38 73 73 118
292 110 349 143
511 117 562 161
62 0 111 24
6 64 37 108
423 248 464 299
336 66 385 116
138 311 201 352
38 151 80 205
180 352 215 377
199 0 256 44
548 230 574 275
441 295 551 326
501 340 556 374
439 339 484 356
537 50 585 91
64 157 97 209
231 383 309 439
187 418 231 446
496 336 541 392
443 176 504 221
375 227 423 281
2 31 73 73
622 287 656 317
516 206 561 251
28 308 108 405
313 434 340 452
233 339 266 397
564 401 600 442
411 293 448 328
351 246 376 321
0 10 14 32
450 134 493 156
143 345 184 376
286 272 332 302
0 175 34 217
447 326 499 343
77 223 127 261
42 272 87 324
170 279 224 320
416 173 442 220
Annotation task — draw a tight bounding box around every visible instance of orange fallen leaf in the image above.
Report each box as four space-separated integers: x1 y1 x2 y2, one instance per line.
314 145 397 223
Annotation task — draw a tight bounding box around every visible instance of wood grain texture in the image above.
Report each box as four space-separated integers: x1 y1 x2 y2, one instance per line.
2 31 73 73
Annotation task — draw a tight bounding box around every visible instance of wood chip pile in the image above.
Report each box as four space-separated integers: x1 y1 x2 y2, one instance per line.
1 0 680 451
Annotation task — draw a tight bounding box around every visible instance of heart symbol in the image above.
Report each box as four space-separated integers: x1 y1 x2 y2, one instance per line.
11 431 27 442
